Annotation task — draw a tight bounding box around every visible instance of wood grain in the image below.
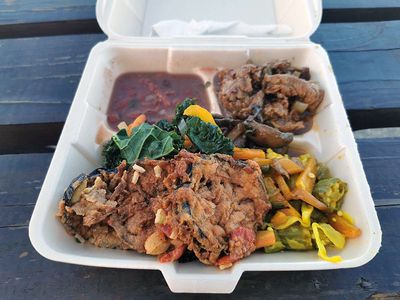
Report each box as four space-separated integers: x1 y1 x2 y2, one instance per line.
0 34 105 125
0 0 399 26
324 0 400 9
312 21 400 51
0 0 96 25
0 21 400 127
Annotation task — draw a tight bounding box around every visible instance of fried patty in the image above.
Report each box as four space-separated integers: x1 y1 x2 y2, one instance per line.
58 150 271 267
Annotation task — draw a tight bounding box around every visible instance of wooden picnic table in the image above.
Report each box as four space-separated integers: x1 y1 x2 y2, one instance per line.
1 1 400 299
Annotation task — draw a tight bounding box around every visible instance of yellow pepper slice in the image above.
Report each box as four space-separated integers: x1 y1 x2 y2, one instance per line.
338 210 354 224
312 223 345 263
270 210 308 230
266 148 283 159
295 155 317 193
252 158 273 166
301 202 314 227
183 105 217 126
233 147 265 160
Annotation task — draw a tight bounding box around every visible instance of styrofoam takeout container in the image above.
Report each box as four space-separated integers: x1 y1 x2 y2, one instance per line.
29 0 382 294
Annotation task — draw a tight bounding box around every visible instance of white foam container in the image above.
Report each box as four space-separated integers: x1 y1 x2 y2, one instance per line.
29 0 382 294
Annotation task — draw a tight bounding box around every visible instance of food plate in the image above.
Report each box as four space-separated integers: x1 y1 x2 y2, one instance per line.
29 0 382 293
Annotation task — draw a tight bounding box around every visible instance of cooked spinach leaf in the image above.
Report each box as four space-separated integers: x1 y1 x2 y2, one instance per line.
185 117 234 155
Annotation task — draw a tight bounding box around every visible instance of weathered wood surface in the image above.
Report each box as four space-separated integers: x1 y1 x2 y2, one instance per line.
1 0 399 26
0 0 96 25
1 1 400 298
324 0 400 8
0 138 398 298
1 20 400 130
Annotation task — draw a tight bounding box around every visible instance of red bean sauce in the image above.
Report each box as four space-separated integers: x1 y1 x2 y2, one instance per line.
107 72 210 130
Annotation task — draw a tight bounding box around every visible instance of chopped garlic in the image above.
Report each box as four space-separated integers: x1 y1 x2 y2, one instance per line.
267 226 273 232
154 165 162 178
132 164 146 173
219 263 233 270
337 210 343 217
155 209 166 224
74 234 85 244
131 171 140 184
117 121 128 131
308 172 316 179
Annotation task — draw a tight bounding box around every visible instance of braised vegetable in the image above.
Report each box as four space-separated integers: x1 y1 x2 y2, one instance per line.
244 120 293 148
155 119 176 132
102 138 125 169
263 176 286 208
277 224 313 250
295 155 317 193
264 238 285 253
312 223 345 263
183 104 217 126
127 114 146 135
274 173 292 200
103 123 183 168
328 213 361 238
184 117 234 155
291 188 329 212
253 158 273 166
316 163 331 180
313 178 348 211
278 157 304 174
227 123 246 141
173 98 196 125
255 230 276 249
103 100 236 167
63 173 88 206
233 147 265 160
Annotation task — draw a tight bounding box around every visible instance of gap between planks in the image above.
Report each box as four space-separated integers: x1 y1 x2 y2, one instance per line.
0 8 400 39
2 109 400 155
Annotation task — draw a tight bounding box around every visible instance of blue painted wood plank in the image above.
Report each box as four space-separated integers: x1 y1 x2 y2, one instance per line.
0 34 105 124
327 49 400 110
0 0 96 25
0 21 400 124
312 21 400 51
324 0 400 9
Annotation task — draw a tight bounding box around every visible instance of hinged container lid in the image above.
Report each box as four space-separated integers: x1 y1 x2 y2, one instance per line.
96 0 322 42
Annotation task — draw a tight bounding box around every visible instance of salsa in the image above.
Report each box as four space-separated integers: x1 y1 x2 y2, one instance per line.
107 72 210 129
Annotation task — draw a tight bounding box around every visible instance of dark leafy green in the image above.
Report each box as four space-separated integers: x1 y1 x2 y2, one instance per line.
102 124 183 168
173 98 196 125
155 119 176 132
102 99 236 168
102 137 125 169
184 117 234 155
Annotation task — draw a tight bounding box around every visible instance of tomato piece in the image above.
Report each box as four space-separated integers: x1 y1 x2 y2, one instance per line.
216 255 237 267
160 224 172 237
159 245 186 263
231 226 256 243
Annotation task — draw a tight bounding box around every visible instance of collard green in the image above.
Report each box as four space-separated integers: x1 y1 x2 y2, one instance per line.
185 117 234 155
102 124 183 168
